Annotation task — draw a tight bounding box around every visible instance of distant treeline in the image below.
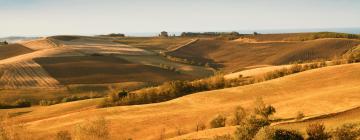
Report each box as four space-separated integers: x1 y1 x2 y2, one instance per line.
99 33 125 37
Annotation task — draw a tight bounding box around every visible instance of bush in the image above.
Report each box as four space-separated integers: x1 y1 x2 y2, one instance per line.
232 106 247 125
306 123 331 140
272 129 304 140
255 127 304 140
210 115 227 128
234 116 270 140
331 123 360 140
254 97 276 120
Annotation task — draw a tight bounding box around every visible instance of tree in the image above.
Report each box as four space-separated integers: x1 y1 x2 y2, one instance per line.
234 115 270 140
254 97 276 120
118 89 128 98
255 127 304 140
306 123 331 140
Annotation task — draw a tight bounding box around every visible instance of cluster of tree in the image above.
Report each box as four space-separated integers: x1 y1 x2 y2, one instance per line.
158 63 180 73
0 99 31 109
180 32 241 37
263 62 327 81
105 33 125 37
287 32 360 41
99 75 229 107
160 52 216 69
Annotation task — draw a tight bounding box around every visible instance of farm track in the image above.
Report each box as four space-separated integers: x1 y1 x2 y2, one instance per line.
0 61 61 89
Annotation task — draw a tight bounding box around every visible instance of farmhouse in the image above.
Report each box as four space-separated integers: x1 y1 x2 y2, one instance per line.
159 31 169 37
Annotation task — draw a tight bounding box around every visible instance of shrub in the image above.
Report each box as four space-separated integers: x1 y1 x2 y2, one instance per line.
232 106 247 125
306 123 331 140
210 115 227 128
56 130 72 140
254 97 276 120
331 123 360 140
288 64 303 74
255 127 304 140
234 115 270 140
272 129 304 140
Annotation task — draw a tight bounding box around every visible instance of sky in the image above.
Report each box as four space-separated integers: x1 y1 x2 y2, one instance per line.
0 0 360 37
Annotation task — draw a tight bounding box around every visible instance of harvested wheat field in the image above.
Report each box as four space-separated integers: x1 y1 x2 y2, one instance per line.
34 56 193 84
167 38 360 72
2 63 359 139
0 44 33 60
0 61 60 89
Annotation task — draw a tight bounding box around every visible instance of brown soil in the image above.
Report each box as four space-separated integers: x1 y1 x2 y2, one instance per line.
34 56 193 84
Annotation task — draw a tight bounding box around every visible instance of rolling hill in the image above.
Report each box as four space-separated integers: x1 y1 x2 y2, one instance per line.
167 37 360 72
2 63 359 139
0 36 212 90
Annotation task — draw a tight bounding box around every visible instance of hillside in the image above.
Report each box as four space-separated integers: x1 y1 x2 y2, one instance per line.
167 38 360 72
0 44 33 60
3 63 359 139
34 56 193 84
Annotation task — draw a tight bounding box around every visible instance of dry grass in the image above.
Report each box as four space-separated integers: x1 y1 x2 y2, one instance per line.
1 63 358 139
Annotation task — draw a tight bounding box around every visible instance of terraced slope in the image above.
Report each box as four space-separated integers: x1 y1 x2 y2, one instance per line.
20 38 59 50
4 63 359 140
0 61 60 89
167 38 360 72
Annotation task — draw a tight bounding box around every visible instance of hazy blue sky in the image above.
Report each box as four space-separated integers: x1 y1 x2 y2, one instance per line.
0 0 359 37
